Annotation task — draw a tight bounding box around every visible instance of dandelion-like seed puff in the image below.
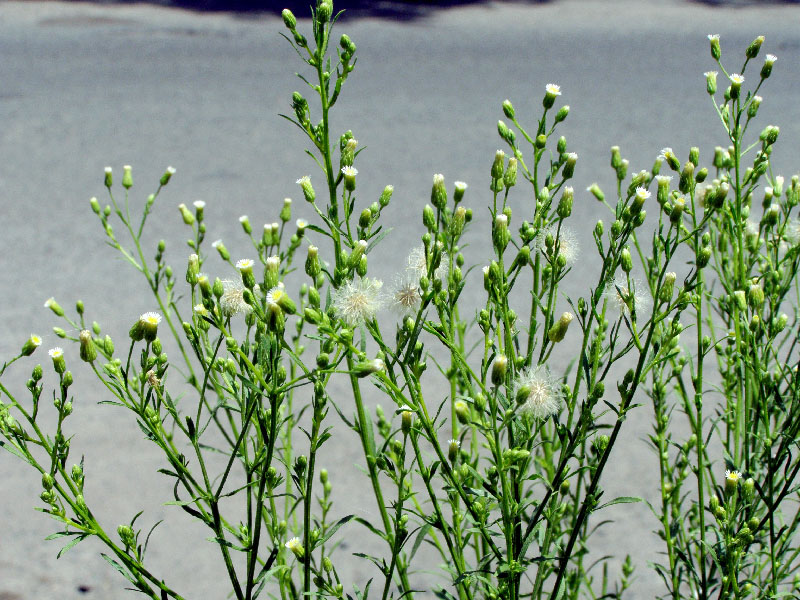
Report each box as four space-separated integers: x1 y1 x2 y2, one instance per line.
534 225 580 267
514 365 564 420
389 273 422 318
605 274 651 316
406 245 447 281
220 279 252 316
332 277 384 326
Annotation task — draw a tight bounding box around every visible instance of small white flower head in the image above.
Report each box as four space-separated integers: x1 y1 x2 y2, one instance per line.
454 181 468 192
140 312 162 327
729 73 745 85
534 225 580 267
389 273 422 317
704 70 717 78
239 215 249 223
635 187 651 202
166 166 176 175
725 469 743 484
605 275 651 316
194 303 209 317
745 218 760 237
708 34 719 41
406 245 447 281
193 200 206 210
724 469 743 495
48 347 64 359
765 53 777 65
296 176 310 185
265 282 287 307
295 218 308 230
285 536 305 560
236 258 255 272
659 147 674 160
220 279 251 316
341 166 358 177
545 83 561 96
332 277 384 326
514 365 564 420
211 239 223 249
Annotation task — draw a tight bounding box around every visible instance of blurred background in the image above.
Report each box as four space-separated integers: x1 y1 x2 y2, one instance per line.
1 0 799 598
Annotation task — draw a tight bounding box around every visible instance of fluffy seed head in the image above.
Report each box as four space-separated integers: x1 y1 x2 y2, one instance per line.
514 366 564 420
332 278 384 326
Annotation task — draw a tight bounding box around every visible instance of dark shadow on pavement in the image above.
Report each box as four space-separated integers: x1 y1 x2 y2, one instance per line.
83 0 551 20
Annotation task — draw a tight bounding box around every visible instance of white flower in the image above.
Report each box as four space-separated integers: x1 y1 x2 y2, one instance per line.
341 166 358 177
389 273 422 317
545 83 561 96
725 469 742 484
659 147 675 160
605 275 651 315
534 225 580 267
48 347 64 359
634 187 650 202
514 366 564 420
729 73 745 85
332 277 384 326
296 176 310 185
220 280 251 316
194 303 209 317
140 312 162 327
236 258 254 271
193 200 206 210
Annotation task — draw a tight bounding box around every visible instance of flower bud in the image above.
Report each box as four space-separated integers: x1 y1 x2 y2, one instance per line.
490 150 505 181
316 0 332 22
502 99 515 119
431 173 447 210
44 297 64 317
491 355 507 386
448 439 461 463
121 165 133 189
493 214 510 252
454 400 470 424
708 34 721 60
353 359 385 378
297 176 315 203
620 248 633 273
555 105 570 123
400 407 413 435
562 153 577 179
104 166 113 188
548 312 573 343
504 159 517 189
210 239 230 262
422 204 436 231
282 8 297 29
160 166 176 186
761 54 776 79
729 73 744 100
748 281 764 309
79 330 97 363
746 35 764 59
705 70 718 95
587 183 604 202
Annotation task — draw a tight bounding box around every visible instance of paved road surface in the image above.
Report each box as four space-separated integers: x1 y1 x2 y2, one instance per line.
1 0 799 598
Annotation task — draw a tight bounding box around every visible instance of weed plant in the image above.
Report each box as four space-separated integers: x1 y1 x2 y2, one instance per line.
1 5 799 599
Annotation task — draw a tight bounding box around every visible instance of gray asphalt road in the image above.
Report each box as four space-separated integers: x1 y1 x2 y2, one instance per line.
1 1 799 598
